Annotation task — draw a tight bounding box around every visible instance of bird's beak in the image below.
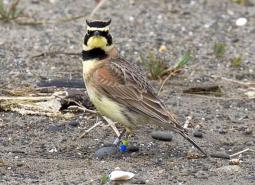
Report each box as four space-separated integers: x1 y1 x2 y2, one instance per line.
93 31 101 37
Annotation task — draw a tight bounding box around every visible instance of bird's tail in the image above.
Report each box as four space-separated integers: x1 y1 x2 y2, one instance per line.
165 112 207 157
178 130 207 157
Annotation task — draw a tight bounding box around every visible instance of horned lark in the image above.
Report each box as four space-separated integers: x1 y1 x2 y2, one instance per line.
82 19 207 156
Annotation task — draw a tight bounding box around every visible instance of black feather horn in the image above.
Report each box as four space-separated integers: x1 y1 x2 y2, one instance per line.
86 19 111 28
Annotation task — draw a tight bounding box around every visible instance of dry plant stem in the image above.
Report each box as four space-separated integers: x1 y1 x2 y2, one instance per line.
79 116 120 139
53 94 97 114
102 116 120 137
31 51 80 58
213 76 255 89
65 99 97 114
89 0 108 19
230 148 255 158
69 105 97 114
184 93 247 100
183 116 192 129
0 96 53 101
11 108 73 118
79 121 103 138
158 73 174 95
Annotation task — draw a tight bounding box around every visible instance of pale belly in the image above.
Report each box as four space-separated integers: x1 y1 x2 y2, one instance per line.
82 59 134 130
86 84 129 126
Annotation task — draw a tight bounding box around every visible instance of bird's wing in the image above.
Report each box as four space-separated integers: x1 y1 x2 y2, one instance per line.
93 57 184 132
93 57 207 156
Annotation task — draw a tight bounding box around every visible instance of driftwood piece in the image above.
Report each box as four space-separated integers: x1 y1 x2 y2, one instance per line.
183 84 222 96
0 87 95 118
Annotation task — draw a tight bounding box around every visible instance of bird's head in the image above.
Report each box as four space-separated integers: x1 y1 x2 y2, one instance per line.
83 19 113 52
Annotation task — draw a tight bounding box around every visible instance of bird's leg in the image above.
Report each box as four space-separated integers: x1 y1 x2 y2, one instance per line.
113 129 126 147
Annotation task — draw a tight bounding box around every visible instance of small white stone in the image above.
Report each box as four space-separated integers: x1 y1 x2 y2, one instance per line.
48 147 57 153
157 14 163 20
190 1 196 5
204 24 210 28
109 170 135 181
49 0 58 3
245 91 255 99
129 16 134 22
236 17 247 26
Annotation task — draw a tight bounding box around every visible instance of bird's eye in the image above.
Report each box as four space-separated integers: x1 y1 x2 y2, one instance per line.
87 30 94 35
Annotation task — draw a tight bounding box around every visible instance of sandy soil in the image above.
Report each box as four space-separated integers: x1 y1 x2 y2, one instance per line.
0 0 255 184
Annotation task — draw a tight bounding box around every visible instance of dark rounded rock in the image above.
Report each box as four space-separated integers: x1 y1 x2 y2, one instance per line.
95 146 120 160
16 162 23 167
127 145 139 153
219 128 227 134
151 130 173 142
68 121 80 127
131 178 146 184
193 130 203 138
210 152 230 159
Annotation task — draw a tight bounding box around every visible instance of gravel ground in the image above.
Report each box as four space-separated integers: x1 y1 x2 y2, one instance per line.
0 0 255 184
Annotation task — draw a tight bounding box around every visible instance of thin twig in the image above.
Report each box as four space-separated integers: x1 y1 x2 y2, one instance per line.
102 116 120 137
0 96 53 101
183 116 192 129
158 73 174 95
79 116 120 139
230 148 255 158
213 76 255 89
79 120 103 138
89 0 108 19
69 105 97 114
54 95 97 114
184 93 247 100
31 51 80 58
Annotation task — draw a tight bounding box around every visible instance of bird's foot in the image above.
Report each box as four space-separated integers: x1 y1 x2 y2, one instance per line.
113 137 129 152
119 139 129 152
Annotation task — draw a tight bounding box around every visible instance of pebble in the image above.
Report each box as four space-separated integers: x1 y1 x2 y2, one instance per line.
210 152 230 159
131 178 146 184
229 158 240 165
244 128 253 135
187 149 200 159
95 146 120 160
245 91 255 99
159 45 167 53
219 128 227 134
236 17 247 26
127 145 139 153
16 162 23 167
48 147 57 153
68 121 80 127
109 170 135 181
193 130 203 138
151 131 173 142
